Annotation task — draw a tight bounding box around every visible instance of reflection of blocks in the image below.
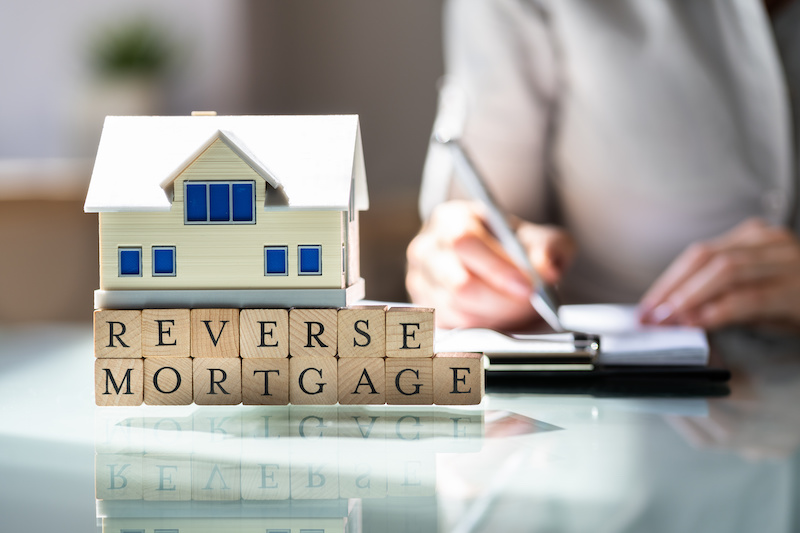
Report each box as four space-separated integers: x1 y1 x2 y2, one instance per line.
386 358 433 405
387 451 436 497
290 457 339 500
143 454 192 501
95 359 143 406
289 308 338 357
385 307 434 358
433 352 485 405
240 308 289 358
94 310 142 358
96 453 142 500
241 457 291 500
338 358 386 405
339 447 387 499
338 305 386 358
191 308 240 358
192 457 241 501
242 358 289 405
144 358 193 405
433 408 484 452
142 308 190 357
289 406 340 442
289 357 338 405
193 358 242 405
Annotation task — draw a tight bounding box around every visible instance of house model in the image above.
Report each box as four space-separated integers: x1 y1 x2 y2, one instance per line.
84 114 368 310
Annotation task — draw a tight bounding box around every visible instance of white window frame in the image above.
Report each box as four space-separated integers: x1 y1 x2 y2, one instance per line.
264 246 289 276
298 245 322 276
118 247 142 277
152 246 177 277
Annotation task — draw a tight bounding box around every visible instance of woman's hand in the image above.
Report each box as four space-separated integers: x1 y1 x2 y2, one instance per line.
640 218 800 330
406 200 575 330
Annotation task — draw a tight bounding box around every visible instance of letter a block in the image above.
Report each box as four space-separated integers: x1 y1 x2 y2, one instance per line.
94 310 142 359
142 309 190 358
386 358 433 405
191 309 239 358
385 307 434 358
240 309 289 358
338 358 386 405
144 358 193 405
95 359 144 406
290 309 338 357
337 306 386 358
433 353 485 405
289 357 338 405
193 358 242 405
242 358 290 405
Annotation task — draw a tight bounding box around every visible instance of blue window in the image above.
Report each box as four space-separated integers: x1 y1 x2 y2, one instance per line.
264 246 288 276
119 248 142 277
298 245 322 276
153 246 176 276
184 181 255 224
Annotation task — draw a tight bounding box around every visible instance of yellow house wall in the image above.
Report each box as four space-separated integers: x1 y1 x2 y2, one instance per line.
99 139 345 291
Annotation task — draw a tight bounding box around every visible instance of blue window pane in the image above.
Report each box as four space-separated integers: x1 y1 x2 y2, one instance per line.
119 249 141 276
186 183 207 221
265 247 287 275
232 183 254 222
299 246 321 275
153 248 175 275
209 183 230 221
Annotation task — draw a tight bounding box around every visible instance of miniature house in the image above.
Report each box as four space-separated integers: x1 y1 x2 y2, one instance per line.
84 115 368 309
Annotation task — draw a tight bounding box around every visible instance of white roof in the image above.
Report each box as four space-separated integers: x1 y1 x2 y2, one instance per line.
84 115 369 213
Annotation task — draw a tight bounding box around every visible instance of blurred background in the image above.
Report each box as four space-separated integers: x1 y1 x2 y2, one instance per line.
0 0 444 323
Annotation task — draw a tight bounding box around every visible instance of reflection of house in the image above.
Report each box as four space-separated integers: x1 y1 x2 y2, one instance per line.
84 114 368 309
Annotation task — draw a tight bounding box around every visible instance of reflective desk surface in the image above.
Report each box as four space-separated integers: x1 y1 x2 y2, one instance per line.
1 325 799 533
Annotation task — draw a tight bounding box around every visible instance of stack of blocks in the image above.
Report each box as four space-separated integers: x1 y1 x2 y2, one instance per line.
94 306 485 406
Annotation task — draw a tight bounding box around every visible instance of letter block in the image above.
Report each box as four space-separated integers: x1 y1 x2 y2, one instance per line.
242 358 290 405
95 453 143 500
385 358 434 405
191 309 239 358
433 353 485 405
94 310 142 359
289 357 338 405
385 307 434 358
95 359 144 406
337 305 386 358
144 358 193 406
289 308 338 357
240 309 289 358
338 358 386 405
142 309 190 358
193 358 242 405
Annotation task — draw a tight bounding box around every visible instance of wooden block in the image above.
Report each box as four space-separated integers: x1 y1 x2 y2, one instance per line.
95 453 143 500
240 309 289 358
385 307 434 358
95 359 143 406
94 310 142 359
191 308 239 358
337 305 386 358
192 457 241 501
242 358 290 405
433 352 485 405
143 454 192 501
338 358 385 405
143 358 193 406
385 358 433 405
289 308 337 357
142 309 190 358
289 357 338 405
193 358 242 405
241 452 291 500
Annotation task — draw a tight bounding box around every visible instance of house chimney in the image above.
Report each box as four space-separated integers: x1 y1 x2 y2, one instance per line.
191 111 217 116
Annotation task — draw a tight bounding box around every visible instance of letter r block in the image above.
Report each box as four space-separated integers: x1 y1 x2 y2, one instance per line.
385 307 434 358
338 357 386 405
144 358 193 405
142 309 190 358
386 358 433 405
94 310 142 358
95 359 143 406
433 352 485 405
289 357 338 405
193 358 242 405
191 309 240 358
289 309 338 357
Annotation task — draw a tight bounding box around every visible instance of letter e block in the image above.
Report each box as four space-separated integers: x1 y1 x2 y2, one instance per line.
193 358 242 405
290 308 338 357
289 357 338 405
386 358 433 405
95 359 143 406
144 358 193 406
191 309 239 358
142 309 190 357
242 358 289 405
240 309 289 358
94 310 142 358
433 353 485 405
385 307 434 358
338 358 385 405
337 306 386 358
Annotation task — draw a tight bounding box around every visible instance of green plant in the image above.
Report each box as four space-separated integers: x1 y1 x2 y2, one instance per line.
90 16 173 79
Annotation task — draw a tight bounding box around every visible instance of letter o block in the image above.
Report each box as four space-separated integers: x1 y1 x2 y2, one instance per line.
386 358 433 405
385 307 434 358
289 357 338 405
433 353 485 405
144 358 193 405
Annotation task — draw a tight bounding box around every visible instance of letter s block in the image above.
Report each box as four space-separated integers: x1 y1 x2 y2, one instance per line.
95 359 143 406
433 353 485 405
289 357 338 405
385 307 434 358
337 306 386 358
144 358 193 405
94 310 142 359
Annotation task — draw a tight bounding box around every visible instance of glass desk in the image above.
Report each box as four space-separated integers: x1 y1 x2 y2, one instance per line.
0 325 798 532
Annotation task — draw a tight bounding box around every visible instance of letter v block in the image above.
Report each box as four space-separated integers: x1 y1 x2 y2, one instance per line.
94 310 142 359
289 309 337 357
191 309 239 358
385 307 434 358
95 359 143 406
338 358 385 405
